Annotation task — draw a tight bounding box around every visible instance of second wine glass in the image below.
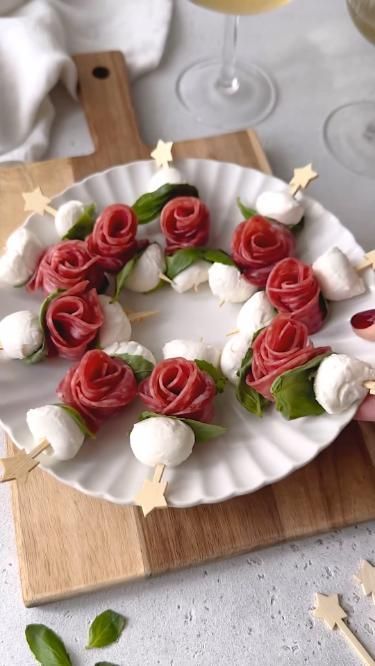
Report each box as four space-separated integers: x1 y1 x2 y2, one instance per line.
177 0 290 129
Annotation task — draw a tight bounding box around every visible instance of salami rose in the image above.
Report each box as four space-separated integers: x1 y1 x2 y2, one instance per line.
28 240 104 294
266 258 326 334
231 215 295 287
246 315 330 400
87 204 138 272
160 197 210 252
138 357 216 422
46 281 104 361
57 349 137 432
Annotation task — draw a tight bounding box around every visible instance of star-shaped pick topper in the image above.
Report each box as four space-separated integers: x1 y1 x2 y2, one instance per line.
150 140 174 169
22 187 57 217
0 440 49 486
289 163 318 197
134 464 168 517
364 381 375 396
356 250 375 272
356 561 375 602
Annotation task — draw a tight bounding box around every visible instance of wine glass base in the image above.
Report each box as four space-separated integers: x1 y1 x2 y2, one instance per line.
324 101 375 178
177 58 276 129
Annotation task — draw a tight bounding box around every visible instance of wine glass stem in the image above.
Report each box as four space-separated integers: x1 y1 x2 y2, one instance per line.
217 15 240 94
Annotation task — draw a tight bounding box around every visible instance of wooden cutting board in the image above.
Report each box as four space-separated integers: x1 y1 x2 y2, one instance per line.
1 52 375 607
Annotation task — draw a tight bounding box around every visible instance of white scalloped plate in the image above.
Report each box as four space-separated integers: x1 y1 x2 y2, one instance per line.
1 159 374 507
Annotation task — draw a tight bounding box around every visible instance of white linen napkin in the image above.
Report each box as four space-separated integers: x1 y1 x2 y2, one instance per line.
0 0 173 162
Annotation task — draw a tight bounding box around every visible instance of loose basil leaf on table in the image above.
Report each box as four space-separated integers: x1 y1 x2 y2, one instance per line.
25 624 72 666
235 348 269 417
113 250 144 301
271 352 331 420
133 183 199 224
56 403 95 439
195 359 227 394
166 247 234 280
86 609 126 650
139 411 226 442
95 662 121 666
62 203 97 240
113 353 154 382
25 288 63 365
236 197 257 220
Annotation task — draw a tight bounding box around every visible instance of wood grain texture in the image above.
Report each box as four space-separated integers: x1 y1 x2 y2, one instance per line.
1 51 374 607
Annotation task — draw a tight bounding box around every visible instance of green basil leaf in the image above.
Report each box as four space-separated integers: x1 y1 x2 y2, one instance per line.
235 348 269 417
237 197 257 219
271 352 331 420
194 359 227 394
25 624 72 666
62 203 96 240
289 215 305 235
133 183 199 224
138 411 226 443
113 354 154 382
25 288 63 364
55 403 95 439
95 662 120 666
113 254 141 302
201 248 234 266
165 248 203 280
166 247 234 280
86 609 126 650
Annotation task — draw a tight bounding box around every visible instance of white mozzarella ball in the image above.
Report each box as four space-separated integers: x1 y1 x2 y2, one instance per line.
312 247 365 301
314 353 375 415
0 310 43 359
255 191 304 226
104 340 156 366
0 227 43 286
220 334 250 386
208 263 257 303
98 295 132 348
163 339 221 368
237 291 275 339
55 200 85 237
172 261 210 293
26 405 85 462
124 243 166 293
147 166 184 192
130 416 195 467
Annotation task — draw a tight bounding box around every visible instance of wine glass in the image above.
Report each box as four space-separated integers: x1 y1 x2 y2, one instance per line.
324 0 375 177
177 0 290 129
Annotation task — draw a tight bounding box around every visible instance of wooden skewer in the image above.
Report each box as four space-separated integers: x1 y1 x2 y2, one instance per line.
0 439 51 485
125 309 159 324
219 300 226 308
226 328 240 337
356 250 375 272
134 463 168 517
313 593 375 666
159 273 173 285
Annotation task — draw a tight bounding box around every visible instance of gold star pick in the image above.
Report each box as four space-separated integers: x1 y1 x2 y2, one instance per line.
355 561 375 603
134 464 168 517
0 440 50 486
313 593 375 665
289 163 319 197
356 250 375 272
22 187 57 217
364 381 375 396
150 140 174 169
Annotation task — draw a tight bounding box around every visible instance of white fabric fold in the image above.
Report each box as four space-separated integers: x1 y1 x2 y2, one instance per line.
0 0 173 162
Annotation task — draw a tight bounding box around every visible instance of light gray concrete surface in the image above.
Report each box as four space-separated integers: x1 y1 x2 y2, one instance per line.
2 0 375 663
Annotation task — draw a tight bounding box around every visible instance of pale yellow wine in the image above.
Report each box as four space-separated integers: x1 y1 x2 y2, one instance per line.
191 0 290 15
348 0 375 44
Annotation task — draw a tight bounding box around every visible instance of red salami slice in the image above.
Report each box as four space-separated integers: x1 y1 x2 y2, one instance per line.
231 215 295 287
139 357 216 422
160 197 210 252
87 204 138 272
27 240 104 294
247 315 331 400
46 281 104 361
266 258 326 334
57 349 137 432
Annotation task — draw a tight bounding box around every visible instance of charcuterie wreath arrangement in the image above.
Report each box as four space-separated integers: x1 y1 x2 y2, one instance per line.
1 141 375 515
